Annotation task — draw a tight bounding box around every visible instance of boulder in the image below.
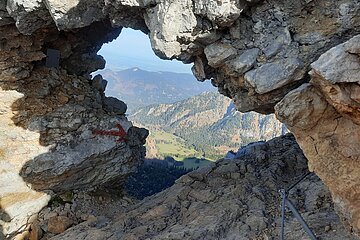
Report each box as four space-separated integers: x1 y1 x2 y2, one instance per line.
103 97 128 115
244 58 305 94
276 34 360 233
204 42 237 68
225 48 260 76
44 0 106 30
47 216 73 234
92 75 108 93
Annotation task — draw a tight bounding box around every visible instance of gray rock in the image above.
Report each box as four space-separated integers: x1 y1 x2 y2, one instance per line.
194 31 221 45
127 127 149 147
1 0 359 115
0 66 146 235
244 215 268 231
235 141 267 158
226 48 259 75
92 75 108 93
294 32 326 45
308 34 360 125
193 0 243 27
144 0 197 59
263 41 283 58
51 135 357 240
0 0 13 26
44 0 106 30
103 97 127 115
63 53 106 76
204 42 237 68
263 28 292 58
191 57 207 81
6 0 52 34
1 0 360 237
245 58 305 94
275 36 360 232
310 35 360 84
0 163 51 236
104 0 147 31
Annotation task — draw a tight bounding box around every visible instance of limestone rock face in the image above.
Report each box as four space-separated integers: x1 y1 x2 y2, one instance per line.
6 0 53 34
142 0 360 113
310 35 360 125
103 97 128 115
204 42 237 68
0 0 360 237
193 0 244 27
244 58 305 94
144 0 197 59
1 0 359 110
52 135 357 240
43 0 106 30
276 35 360 234
0 24 147 238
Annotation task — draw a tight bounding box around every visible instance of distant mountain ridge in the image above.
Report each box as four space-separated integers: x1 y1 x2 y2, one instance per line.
130 91 287 159
97 68 215 111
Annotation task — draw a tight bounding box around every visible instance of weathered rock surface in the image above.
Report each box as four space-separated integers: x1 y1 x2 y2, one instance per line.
0 24 147 238
52 135 357 240
276 35 360 235
6 0 53 34
1 0 358 113
0 1 13 26
28 188 138 239
44 0 106 31
103 97 127 115
47 216 73 234
310 35 360 125
0 0 360 237
244 58 305 94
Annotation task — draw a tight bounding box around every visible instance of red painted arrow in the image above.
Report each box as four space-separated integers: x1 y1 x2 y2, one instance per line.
92 124 128 142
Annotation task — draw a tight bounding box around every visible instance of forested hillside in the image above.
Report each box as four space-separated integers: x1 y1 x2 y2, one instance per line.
131 92 287 159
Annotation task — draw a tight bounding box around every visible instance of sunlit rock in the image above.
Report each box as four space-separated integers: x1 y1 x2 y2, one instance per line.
276 35 360 233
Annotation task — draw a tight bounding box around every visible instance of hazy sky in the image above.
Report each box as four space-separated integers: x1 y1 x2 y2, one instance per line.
98 28 192 73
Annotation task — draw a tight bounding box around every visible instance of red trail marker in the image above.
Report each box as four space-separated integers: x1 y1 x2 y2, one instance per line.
92 124 128 142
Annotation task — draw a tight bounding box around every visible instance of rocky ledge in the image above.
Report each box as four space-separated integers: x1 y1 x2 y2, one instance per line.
49 135 356 240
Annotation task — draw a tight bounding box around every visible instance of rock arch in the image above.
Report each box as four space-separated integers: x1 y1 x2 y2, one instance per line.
0 0 359 237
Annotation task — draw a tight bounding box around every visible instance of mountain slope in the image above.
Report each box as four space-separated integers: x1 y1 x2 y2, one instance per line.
53 135 354 240
130 92 287 159
97 68 215 111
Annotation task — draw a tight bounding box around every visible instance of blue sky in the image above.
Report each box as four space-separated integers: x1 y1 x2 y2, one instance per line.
98 28 192 73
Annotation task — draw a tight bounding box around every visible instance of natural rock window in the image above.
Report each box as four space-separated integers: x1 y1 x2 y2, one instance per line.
0 0 359 239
